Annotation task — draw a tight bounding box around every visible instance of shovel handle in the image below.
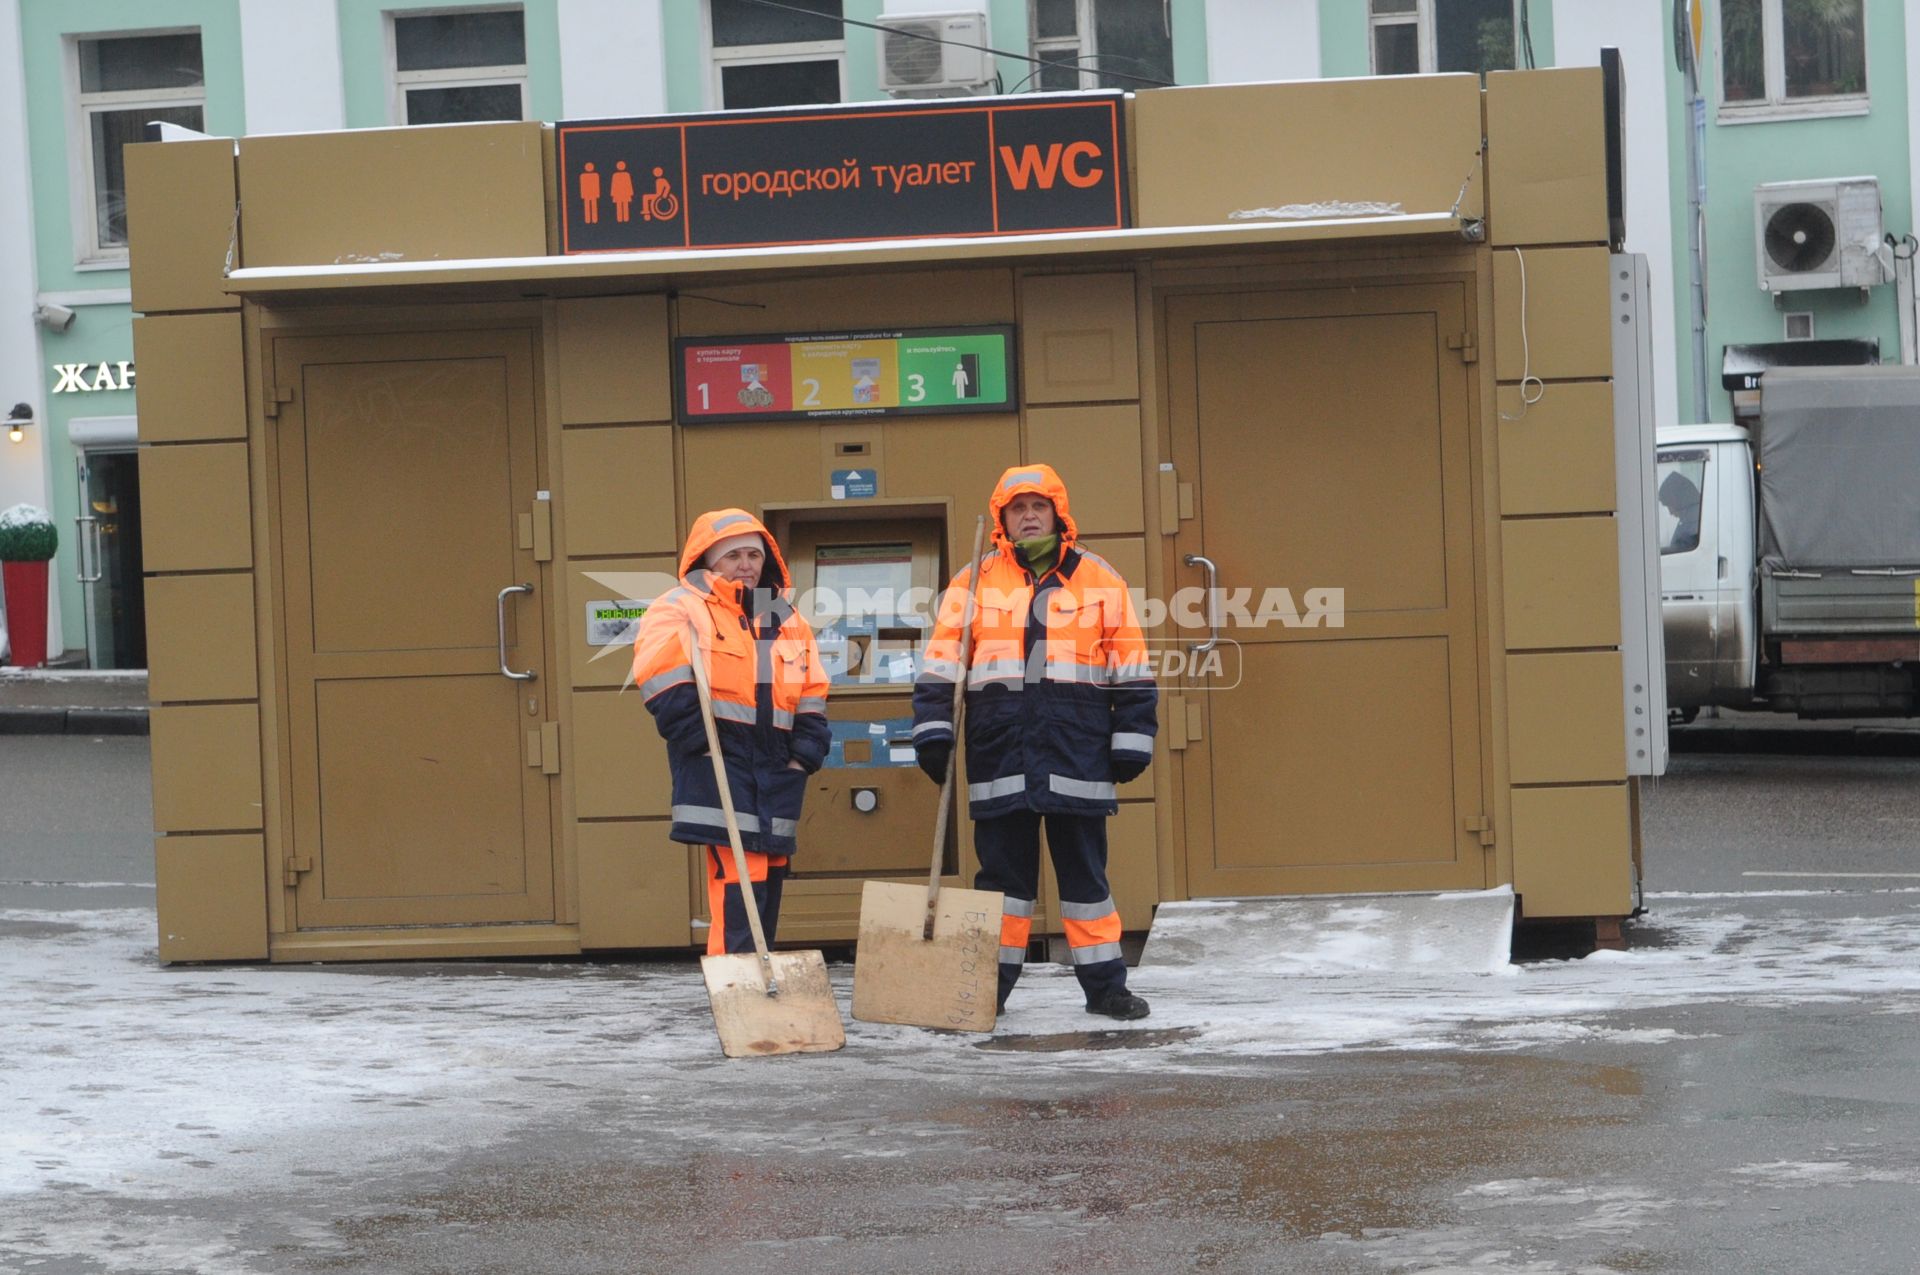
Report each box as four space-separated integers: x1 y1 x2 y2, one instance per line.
926 515 990 938
686 622 779 994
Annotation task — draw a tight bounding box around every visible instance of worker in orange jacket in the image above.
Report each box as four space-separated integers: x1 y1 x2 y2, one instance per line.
913 465 1157 1020
632 509 830 955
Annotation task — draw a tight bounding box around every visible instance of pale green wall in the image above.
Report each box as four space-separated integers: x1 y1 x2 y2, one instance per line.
337 0 563 126
1686 0 1910 421
20 0 243 652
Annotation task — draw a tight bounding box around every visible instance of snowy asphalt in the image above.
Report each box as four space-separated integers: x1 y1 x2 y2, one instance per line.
5 738 1920 1272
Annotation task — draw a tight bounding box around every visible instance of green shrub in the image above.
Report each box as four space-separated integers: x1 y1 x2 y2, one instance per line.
0 504 57 562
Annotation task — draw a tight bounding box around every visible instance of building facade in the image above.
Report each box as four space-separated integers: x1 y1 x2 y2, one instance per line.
3 0 1916 669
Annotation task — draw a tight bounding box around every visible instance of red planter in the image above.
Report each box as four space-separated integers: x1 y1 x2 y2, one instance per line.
2 559 50 668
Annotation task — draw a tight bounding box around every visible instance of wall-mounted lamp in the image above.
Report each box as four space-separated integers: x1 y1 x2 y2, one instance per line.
6 402 32 444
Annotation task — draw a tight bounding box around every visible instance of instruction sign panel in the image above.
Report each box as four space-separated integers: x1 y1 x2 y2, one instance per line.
677 326 1015 423
555 94 1127 254
584 599 648 647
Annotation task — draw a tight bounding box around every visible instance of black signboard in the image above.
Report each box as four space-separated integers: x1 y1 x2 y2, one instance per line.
555 93 1128 255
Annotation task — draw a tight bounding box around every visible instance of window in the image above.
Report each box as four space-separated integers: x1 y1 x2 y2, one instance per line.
1720 0 1866 117
1028 0 1172 91
1368 0 1516 77
708 0 844 110
1657 452 1707 556
392 7 527 125
72 31 205 263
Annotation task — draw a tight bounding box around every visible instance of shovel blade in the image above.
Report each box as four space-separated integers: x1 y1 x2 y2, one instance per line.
701 949 846 1058
852 880 1003 1032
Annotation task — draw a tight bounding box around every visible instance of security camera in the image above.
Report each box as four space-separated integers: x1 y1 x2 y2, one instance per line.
34 303 76 333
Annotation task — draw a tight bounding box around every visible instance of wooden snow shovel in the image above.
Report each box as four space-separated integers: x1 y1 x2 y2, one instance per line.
851 516 1005 1033
688 625 845 1059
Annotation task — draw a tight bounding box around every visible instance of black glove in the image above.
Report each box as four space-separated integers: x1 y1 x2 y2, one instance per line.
916 740 952 785
1111 755 1149 785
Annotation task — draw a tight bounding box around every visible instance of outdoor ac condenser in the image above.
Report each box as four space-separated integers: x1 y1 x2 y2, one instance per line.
878 11 993 96
1754 176 1893 294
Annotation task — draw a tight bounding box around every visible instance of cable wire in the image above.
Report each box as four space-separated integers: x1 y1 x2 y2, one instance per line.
733 0 1178 89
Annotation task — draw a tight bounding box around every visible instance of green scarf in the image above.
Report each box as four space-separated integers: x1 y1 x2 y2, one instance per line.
1017 533 1061 578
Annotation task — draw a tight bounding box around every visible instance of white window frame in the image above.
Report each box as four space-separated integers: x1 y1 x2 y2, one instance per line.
1028 0 1173 91
1366 0 1520 76
386 5 530 127
1716 0 1869 125
66 27 206 268
703 3 846 111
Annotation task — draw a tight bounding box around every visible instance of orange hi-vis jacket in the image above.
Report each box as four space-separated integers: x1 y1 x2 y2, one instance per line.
631 509 830 855
912 464 1157 819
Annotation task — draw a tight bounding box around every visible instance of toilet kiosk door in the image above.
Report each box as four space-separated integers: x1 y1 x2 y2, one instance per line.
1166 283 1489 897
273 328 555 929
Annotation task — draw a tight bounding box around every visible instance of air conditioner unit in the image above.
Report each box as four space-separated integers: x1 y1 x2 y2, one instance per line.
878 11 993 96
1754 177 1893 294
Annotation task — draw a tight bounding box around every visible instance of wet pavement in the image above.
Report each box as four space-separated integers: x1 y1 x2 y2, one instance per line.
7 738 1920 1272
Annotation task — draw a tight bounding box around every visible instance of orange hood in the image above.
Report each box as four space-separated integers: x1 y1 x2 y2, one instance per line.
988 463 1078 558
679 508 791 593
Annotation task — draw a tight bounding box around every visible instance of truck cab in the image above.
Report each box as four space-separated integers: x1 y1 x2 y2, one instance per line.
1656 424 1757 715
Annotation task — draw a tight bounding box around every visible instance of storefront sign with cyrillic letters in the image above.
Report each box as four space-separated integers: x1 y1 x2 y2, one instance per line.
556 93 1127 254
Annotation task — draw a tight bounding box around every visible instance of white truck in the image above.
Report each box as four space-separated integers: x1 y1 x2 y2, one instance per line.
1658 367 1920 720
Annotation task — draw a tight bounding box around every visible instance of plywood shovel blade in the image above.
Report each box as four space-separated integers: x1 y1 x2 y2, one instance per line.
701 950 846 1058
852 880 1004 1032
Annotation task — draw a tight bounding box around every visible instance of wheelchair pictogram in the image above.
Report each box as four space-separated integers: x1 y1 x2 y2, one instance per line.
641 167 678 222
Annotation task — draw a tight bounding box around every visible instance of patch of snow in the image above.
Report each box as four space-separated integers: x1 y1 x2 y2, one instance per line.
0 502 52 530
1230 200 1407 221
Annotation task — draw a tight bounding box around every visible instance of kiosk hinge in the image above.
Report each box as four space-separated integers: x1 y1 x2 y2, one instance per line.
283 855 313 886
1166 694 1188 750
1462 814 1494 847
1447 333 1479 364
263 386 296 418
540 721 561 775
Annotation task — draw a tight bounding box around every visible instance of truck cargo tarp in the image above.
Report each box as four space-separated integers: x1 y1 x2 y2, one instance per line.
1759 366 1920 571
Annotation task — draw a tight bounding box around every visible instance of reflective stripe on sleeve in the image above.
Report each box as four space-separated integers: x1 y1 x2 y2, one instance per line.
917 657 962 683
1069 941 1124 965
912 720 953 739
1048 774 1116 801
796 697 826 715
640 665 694 699
968 774 1027 802
1111 732 1154 755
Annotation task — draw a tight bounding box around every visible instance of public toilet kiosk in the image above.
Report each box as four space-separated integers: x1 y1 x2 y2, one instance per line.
130 68 1663 965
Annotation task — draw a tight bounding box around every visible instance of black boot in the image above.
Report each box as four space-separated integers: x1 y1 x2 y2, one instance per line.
1086 989 1150 1021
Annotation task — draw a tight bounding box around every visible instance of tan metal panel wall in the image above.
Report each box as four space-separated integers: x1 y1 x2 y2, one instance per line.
1505 653 1626 785
556 295 672 424
676 269 1014 337
139 444 253 572
124 137 239 314
146 574 258 703
1500 517 1623 652
154 835 269 961
1485 68 1609 248
1026 405 1144 534
576 820 695 948
1020 273 1139 404
132 315 247 442
151 704 265 832
571 690 671 818
1497 383 1617 516
561 426 678 555
1510 785 1634 917
684 421 824 517
237 122 547 267
567 556 677 689
1493 248 1613 382
1132 78 1485 227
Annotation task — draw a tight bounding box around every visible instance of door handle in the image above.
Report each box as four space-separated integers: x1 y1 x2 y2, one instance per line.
74 516 101 583
496 583 537 681
1183 553 1219 654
